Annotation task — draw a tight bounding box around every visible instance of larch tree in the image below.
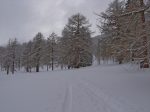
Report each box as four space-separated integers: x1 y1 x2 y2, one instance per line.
97 0 125 64
43 32 57 71
49 33 57 71
3 39 18 74
121 0 150 67
0 46 6 71
61 13 93 68
22 41 33 72
32 32 44 72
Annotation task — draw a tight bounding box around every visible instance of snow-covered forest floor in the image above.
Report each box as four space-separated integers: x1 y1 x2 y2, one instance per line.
0 64 150 112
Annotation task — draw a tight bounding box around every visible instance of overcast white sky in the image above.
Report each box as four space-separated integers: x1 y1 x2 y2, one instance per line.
0 0 113 45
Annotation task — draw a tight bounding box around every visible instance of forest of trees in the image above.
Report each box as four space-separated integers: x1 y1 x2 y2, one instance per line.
0 13 93 74
95 0 150 67
0 0 150 74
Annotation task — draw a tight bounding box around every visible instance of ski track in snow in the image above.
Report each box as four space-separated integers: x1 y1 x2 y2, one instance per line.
61 78 145 112
75 79 145 112
62 85 72 112
0 65 150 112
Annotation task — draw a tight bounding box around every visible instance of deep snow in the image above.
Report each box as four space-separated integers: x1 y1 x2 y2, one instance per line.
0 64 150 112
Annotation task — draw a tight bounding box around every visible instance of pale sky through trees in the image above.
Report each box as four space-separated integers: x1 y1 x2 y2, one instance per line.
0 0 113 45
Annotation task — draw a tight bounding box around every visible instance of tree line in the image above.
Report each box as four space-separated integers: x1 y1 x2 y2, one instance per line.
0 0 150 74
0 13 93 74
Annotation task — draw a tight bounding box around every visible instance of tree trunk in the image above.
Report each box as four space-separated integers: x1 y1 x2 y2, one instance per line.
47 65 49 71
29 66 32 72
26 66 29 72
61 64 63 70
7 65 9 75
36 64 39 72
12 61 15 74
18 58 21 71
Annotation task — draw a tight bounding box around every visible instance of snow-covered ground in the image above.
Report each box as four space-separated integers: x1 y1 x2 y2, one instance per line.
0 64 150 112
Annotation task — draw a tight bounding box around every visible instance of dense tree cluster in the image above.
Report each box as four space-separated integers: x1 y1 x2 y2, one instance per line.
95 0 150 67
0 13 93 74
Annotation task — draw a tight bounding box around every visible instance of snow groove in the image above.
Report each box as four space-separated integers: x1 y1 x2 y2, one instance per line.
62 85 72 112
77 79 145 112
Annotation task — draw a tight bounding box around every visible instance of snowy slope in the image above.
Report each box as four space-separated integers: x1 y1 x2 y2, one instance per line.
0 65 150 112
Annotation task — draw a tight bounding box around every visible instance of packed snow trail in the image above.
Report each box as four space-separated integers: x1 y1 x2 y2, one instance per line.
73 79 144 112
0 65 150 112
62 84 72 112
